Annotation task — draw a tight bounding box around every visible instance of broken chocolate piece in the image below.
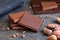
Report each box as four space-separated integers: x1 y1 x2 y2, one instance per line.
8 12 24 23
41 2 58 11
10 21 25 30
12 27 24 30
18 12 43 32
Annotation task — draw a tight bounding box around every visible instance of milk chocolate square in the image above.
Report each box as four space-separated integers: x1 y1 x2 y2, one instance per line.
18 12 43 32
8 12 24 23
41 2 58 10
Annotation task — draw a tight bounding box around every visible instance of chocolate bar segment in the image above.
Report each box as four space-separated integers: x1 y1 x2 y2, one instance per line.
41 2 58 11
18 12 43 32
8 12 24 23
10 21 25 30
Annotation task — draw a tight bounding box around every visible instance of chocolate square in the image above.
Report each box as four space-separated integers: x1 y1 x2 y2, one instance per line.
41 2 58 11
18 12 43 32
8 12 24 23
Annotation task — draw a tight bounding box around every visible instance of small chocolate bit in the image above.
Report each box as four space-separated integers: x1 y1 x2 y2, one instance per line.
18 12 43 32
11 34 17 38
6 27 10 31
41 2 58 11
29 6 32 9
8 12 24 23
22 31 26 34
15 33 19 36
12 27 25 30
45 16 52 19
20 34 25 38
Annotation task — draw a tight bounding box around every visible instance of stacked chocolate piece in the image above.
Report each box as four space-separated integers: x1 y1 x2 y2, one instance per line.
8 11 43 32
30 0 60 14
9 12 25 30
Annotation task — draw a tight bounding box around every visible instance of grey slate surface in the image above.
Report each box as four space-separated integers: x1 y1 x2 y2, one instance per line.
0 0 60 40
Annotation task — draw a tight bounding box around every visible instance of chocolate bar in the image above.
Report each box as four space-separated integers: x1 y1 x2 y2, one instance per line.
32 6 42 14
18 12 43 32
30 0 40 7
30 0 60 14
8 12 24 23
41 2 58 11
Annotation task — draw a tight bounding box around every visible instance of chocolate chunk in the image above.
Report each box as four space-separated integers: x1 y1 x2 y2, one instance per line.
8 12 24 23
41 2 58 11
10 21 25 30
32 6 42 14
18 12 43 32
11 25 24 30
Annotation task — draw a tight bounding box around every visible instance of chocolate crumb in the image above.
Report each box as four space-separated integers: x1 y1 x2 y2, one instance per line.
45 16 51 19
29 6 32 8
22 31 26 34
6 27 10 31
20 34 25 38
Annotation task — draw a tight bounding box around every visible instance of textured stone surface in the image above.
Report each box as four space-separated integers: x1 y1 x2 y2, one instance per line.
0 0 60 40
